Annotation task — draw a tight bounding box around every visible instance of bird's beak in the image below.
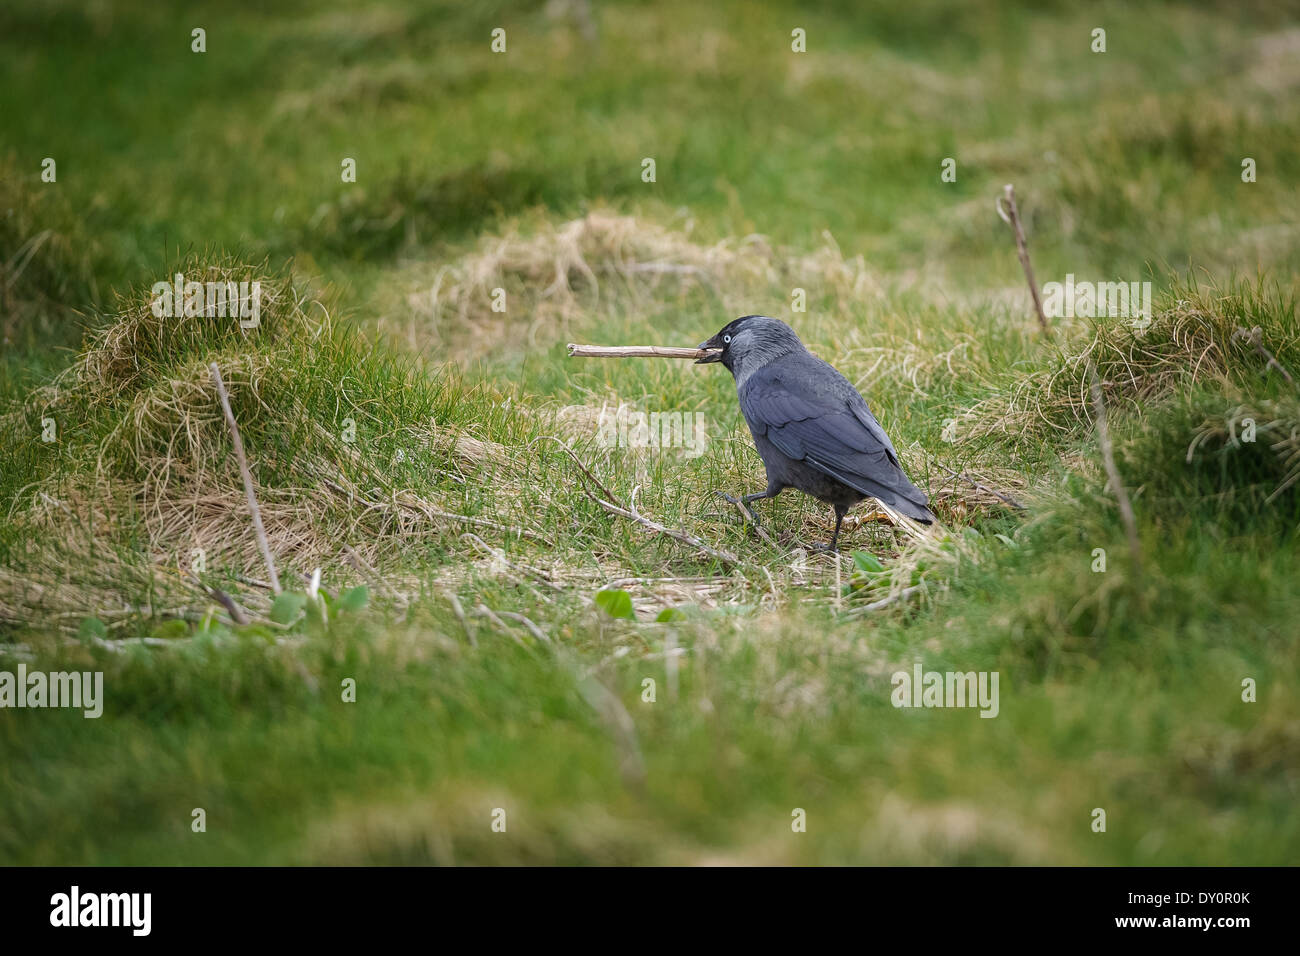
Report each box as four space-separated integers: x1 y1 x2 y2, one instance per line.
695 337 723 364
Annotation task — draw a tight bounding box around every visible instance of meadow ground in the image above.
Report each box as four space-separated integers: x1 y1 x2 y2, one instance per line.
1 0 1298 864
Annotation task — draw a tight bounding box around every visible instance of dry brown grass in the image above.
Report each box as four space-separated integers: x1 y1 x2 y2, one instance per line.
0 262 546 631
389 211 897 361
954 291 1300 452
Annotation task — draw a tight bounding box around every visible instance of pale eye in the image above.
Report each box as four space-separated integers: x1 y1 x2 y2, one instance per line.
723 334 732 344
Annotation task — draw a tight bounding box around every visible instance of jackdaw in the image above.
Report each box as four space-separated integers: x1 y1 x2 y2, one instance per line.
697 315 934 550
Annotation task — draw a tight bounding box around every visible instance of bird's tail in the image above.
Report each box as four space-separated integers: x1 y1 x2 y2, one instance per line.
878 501 940 541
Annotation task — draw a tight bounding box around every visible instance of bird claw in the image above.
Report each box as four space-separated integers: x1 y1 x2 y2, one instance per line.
714 491 763 527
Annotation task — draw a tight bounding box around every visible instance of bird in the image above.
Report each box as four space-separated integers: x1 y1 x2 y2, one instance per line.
696 315 934 550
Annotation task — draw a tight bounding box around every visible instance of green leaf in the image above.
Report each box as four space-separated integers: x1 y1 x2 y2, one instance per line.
338 585 369 613
595 588 636 620
78 616 108 640
270 591 308 625
655 607 687 623
852 551 886 574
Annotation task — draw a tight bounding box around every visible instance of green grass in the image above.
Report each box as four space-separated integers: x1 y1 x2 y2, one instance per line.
1 0 1298 864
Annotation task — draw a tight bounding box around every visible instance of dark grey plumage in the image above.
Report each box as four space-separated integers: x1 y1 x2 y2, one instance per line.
697 315 934 549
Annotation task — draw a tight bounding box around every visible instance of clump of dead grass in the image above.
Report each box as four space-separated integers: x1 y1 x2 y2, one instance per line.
839 333 983 400
0 259 542 633
396 212 893 360
955 285 1300 453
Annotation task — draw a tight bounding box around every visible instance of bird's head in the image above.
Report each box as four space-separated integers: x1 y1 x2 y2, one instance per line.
696 315 804 376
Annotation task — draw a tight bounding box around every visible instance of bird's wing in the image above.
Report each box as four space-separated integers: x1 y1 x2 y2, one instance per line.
739 360 928 511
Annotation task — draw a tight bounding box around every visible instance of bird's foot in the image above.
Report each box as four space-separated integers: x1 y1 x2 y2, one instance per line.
714 491 762 527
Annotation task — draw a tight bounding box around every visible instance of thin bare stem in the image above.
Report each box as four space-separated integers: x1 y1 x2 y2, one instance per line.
996 184 1050 336
179 565 253 626
443 591 477 648
843 584 926 616
587 486 743 567
929 457 1027 510
210 362 281 593
497 611 552 644
719 493 780 549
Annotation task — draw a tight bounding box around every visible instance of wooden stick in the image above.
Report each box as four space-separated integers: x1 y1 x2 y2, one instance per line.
199 580 251 626
497 610 552 644
718 493 780 549
929 457 1027 510
443 591 477 648
843 584 926 617
474 603 530 649
182 567 251 626
567 344 717 360
996 184 1051 336
586 486 742 567
210 362 282 594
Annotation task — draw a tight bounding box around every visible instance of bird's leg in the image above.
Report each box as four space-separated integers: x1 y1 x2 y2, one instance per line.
746 480 784 508
811 505 847 553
